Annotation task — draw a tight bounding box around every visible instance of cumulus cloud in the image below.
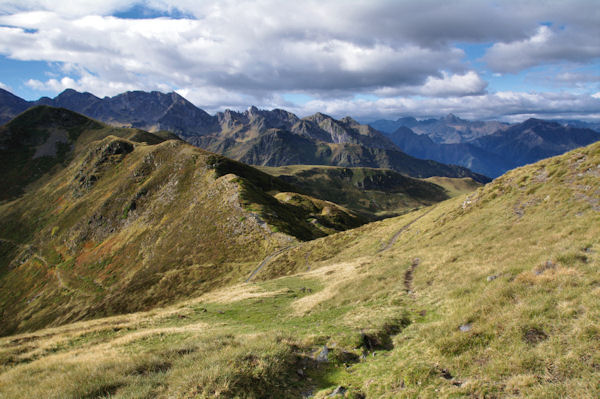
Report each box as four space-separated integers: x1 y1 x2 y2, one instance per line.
25 75 145 97
0 1 598 119
292 91 600 122
373 71 487 98
555 72 600 85
0 81 11 91
0 10 468 99
483 25 600 73
0 0 133 18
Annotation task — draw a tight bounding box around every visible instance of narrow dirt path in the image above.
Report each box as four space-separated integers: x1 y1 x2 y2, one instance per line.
404 257 420 294
245 246 295 282
33 254 48 266
378 207 434 253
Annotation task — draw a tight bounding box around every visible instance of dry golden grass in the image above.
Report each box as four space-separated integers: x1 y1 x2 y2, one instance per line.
0 140 598 398
197 283 288 304
291 258 366 315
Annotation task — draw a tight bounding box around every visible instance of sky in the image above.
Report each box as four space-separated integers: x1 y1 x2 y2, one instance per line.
0 0 598 122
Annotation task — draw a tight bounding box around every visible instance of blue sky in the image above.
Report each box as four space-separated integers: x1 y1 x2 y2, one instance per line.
0 1 598 121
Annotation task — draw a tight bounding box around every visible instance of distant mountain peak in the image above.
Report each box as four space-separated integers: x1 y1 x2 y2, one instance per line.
443 113 464 123
58 88 78 95
522 117 548 125
55 88 99 100
340 116 359 125
307 112 334 123
396 116 418 124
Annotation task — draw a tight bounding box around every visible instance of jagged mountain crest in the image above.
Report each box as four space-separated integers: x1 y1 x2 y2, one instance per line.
34 89 218 136
5 88 597 182
370 113 511 144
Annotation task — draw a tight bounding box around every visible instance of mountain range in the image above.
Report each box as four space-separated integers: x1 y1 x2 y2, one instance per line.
371 114 600 177
0 105 380 335
1 88 598 180
1 101 598 396
371 113 511 144
0 89 490 182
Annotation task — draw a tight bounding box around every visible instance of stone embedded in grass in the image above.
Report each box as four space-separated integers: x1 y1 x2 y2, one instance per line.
316 345 329 362
459 323 472 332
487 275 498 282
328 386 347 397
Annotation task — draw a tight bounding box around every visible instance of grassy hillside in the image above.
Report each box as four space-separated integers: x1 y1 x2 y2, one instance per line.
1 140 598 397
259 165 463 219
0 106 182 201
424 176 482 197
0 107 364 336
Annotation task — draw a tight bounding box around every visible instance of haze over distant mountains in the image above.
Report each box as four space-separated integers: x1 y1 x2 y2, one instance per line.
374 115 600 177
1 88 598 178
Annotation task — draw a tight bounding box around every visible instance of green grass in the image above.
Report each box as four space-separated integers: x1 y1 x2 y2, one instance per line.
0 107 367 336
1 109 599 397
258 164 461 220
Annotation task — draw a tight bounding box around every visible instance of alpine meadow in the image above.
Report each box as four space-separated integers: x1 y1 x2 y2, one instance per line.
0 1 599 398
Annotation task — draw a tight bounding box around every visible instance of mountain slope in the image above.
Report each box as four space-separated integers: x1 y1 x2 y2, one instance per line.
474 118 600 169
195 128 490 183
0 88 30 125
37 89 218 136
0 89 489 182
1 139 597 398
258 164 458 219
386 125 513 178
0 105 182 201
383 119 599 177
0 107 364 336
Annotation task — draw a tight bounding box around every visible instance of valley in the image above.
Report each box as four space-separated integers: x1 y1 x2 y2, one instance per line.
0 104 598 397
1 1 599 397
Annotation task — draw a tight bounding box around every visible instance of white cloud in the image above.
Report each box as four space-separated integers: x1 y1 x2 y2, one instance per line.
25 75 142 97
0 10 468 99
418 71 487 97
0 81 11 91
483 25 600 73
0 0 134 18
555 72 600 84
374 71 487 98
289 91 600 122
0 0 598 120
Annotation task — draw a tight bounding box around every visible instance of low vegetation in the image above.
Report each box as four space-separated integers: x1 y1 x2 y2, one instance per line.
1 137 598 397
0 107 362 335
259 165 472 219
